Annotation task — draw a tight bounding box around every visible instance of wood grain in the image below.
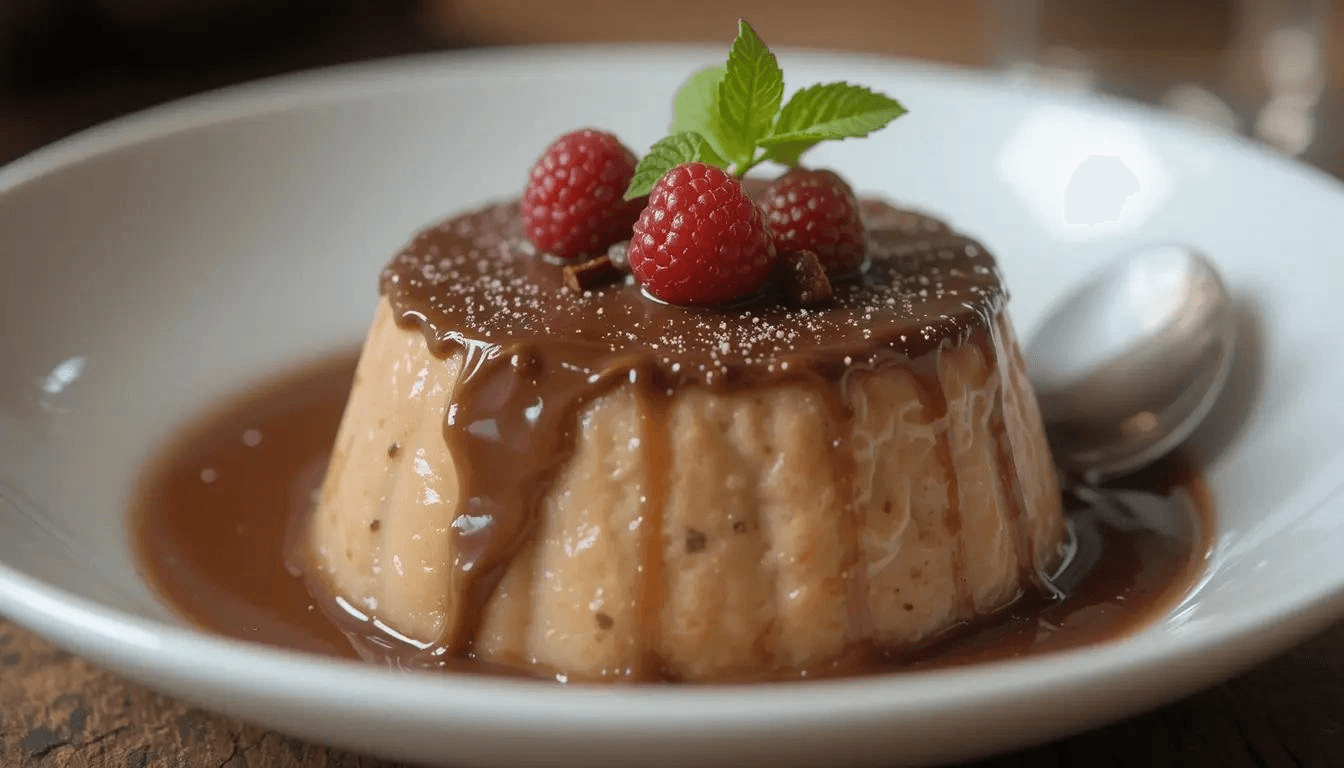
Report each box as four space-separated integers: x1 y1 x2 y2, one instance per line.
5 615 1344 766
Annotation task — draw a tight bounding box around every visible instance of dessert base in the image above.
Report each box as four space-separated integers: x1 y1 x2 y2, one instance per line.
307 297 1064 681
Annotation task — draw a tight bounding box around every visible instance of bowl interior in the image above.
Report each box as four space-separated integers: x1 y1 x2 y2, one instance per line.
1 47 1344 764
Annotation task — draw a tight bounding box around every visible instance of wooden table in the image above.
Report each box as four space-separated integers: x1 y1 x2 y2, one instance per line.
3 2 1344 765
5 615 1344 766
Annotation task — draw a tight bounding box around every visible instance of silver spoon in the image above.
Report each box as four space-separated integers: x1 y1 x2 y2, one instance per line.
1025 244 1237 481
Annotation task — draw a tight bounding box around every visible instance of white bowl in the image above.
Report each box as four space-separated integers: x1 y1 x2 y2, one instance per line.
2 47 1343 768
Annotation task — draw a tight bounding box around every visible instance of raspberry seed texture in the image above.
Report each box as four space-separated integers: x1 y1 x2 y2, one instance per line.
522 129 646 262
628 163 776 306
759 168 867 273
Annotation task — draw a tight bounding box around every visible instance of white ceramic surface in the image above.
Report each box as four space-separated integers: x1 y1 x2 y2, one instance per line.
1 47 1342 768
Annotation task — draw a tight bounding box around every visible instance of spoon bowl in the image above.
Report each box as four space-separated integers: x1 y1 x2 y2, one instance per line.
1026 244 1237 480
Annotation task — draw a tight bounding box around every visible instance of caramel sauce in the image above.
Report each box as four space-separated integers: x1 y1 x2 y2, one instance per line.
635 397 670 678
132 352 1211 681
133 354 357 660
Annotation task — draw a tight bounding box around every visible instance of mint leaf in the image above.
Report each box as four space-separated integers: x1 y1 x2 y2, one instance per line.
624 132 717 200
717 20 783 167
670 65 736 165
759 82 906 163
671 65 723 134
760 139 816 168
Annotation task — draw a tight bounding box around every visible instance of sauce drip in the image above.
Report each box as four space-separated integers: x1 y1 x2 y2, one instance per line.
132 355 1211 680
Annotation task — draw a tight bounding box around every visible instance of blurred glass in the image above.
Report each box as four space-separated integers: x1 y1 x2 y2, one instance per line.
991 0 1333 162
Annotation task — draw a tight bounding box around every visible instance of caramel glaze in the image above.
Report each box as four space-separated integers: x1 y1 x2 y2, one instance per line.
302 197 1042 676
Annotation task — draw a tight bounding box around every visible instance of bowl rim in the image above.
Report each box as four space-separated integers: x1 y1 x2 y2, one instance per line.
2 43 1344 733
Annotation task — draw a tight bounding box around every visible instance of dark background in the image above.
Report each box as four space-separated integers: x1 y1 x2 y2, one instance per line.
1 0 1342 171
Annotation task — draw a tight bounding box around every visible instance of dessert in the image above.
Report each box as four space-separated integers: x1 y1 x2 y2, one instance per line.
299 22 1067 681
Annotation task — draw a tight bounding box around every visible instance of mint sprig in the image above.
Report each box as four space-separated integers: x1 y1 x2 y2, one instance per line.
624 20 906 200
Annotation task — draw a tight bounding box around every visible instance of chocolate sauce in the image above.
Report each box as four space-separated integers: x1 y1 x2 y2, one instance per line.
131 353 1212 678
368 199 1012 659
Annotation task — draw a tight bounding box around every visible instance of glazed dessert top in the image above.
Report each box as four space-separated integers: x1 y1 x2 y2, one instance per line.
374 194 1012 656
381 198 1006 384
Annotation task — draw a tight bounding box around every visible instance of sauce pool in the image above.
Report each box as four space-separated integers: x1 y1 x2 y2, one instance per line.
131 352 1213 679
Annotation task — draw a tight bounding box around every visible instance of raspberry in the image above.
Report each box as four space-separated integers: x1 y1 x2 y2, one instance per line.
758 168 867 273
522 129 645 262
628 163 776 306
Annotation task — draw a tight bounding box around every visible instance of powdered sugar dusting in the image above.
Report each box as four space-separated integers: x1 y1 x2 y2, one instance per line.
381 199 1005 382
